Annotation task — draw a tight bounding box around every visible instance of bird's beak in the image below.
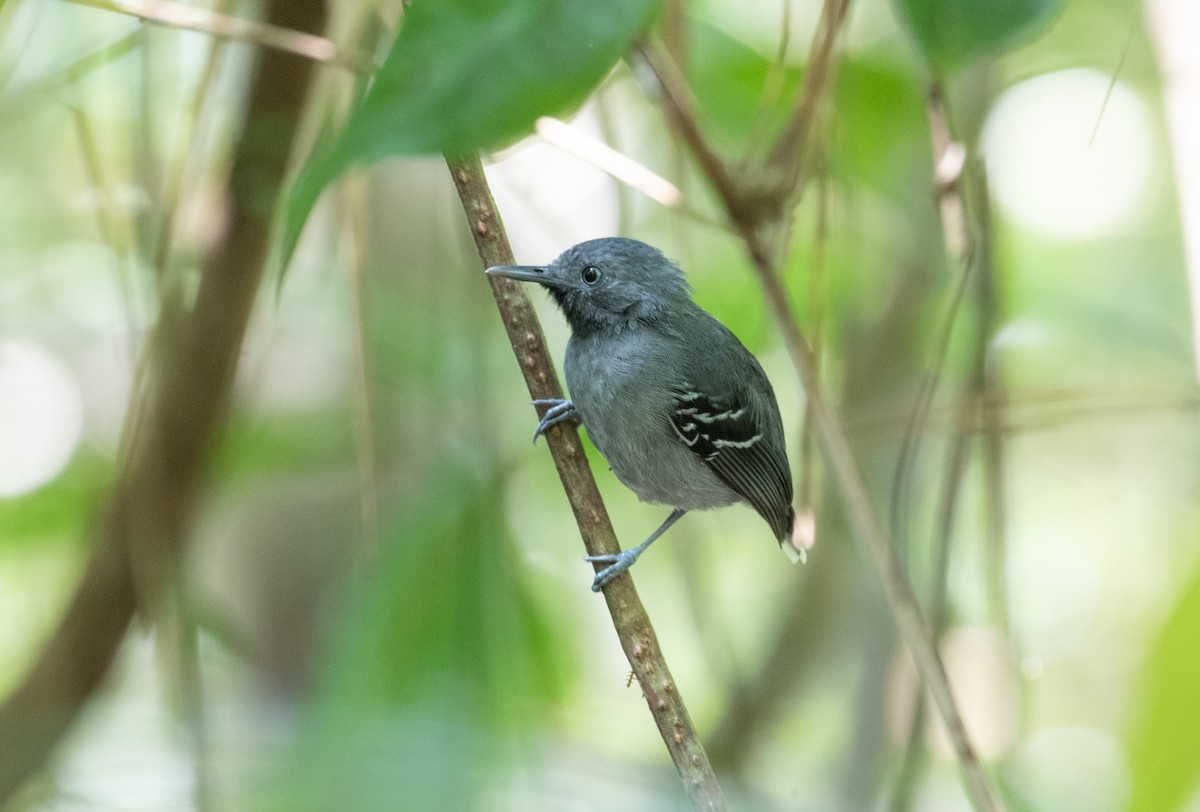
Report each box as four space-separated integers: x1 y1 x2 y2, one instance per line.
485 264 566 288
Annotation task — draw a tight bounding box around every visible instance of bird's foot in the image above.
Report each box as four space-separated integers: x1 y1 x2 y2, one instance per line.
531 398 578 443
585 548 641 592
583 510 684 592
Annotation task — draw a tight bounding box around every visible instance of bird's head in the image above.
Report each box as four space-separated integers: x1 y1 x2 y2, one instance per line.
486 238 693 334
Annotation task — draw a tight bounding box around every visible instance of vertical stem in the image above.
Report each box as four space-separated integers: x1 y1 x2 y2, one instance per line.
968 176 1011 634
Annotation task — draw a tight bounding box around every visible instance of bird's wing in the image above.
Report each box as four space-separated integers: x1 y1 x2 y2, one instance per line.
668 383 794 541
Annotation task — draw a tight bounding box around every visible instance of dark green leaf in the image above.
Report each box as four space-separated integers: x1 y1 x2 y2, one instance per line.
265 463 571 809
339 0 658 161
893 0 1064 73
318 462 566 716
282 0 660 268
688 21 802 156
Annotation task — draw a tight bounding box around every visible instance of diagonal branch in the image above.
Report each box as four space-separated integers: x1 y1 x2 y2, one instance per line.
764 0 851 186
642 11 1005 812
447 153 728 812
639 39 749 226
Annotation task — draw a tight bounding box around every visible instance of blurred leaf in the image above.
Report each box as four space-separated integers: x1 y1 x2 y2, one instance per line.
688 21 801 155
321 461 565 716
893 0 1063 73
832 59 929 199
216 413 355 481
271 462 569 810
336 0 659 161
0 453 111 551
283 0 660 266
1125 559 1200 812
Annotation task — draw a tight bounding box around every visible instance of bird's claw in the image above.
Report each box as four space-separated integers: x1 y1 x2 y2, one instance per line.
584 549 638 592
532 398 578 443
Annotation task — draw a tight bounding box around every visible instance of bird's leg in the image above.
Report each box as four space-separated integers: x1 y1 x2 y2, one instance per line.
586 508 687 592
531 398 578 443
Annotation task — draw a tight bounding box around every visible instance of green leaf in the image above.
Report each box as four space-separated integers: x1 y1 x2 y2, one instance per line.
265 463 572 810
688 21 802 156
1126 560 1200 812
0 452 112 551
317 462 567 718
339 0 658 162
281 0 660 269
893 0 1064 74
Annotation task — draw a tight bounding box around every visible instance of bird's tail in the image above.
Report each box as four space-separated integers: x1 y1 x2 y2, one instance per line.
779 506 814 565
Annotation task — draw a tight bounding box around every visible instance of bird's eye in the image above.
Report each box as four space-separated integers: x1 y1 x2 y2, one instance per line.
580 265 602 286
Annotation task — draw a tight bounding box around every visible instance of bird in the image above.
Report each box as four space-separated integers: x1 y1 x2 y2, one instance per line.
486 237 798 592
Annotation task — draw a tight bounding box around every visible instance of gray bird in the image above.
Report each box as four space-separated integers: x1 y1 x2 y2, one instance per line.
487 237 797 591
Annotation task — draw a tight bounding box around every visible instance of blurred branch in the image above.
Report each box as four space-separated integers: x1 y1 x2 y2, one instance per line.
533 115 725 230
535 115 681 208
642 8 1005 812
747 0 795 156
890 84 978 812
0 0 326 801
965 170 1011 634
707 153 834 773
0 33 140 129
447 153 729 812
64 0 370 72
890 419 971 812
849 383 1200 438
887 84 974 560
640 39 747 226
763 0 849 190
794 166 828 554
150 0 231 284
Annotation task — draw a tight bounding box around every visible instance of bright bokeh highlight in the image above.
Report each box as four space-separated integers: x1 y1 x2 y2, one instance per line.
0 340 84 497
983 69 1155 238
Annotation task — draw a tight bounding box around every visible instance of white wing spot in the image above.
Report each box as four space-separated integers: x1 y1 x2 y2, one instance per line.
713 433 761 450
693 407 746 424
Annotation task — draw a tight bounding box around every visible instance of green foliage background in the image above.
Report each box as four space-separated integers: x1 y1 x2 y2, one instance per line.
0 0 1197 810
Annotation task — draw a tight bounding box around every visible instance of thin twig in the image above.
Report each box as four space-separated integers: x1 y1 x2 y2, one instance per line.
889 85 981 810
640 39 749 224
774 315 1000 812
846 383 1200 440
67 106 141 348
535 116 681 207
1090 24 1136 148
887 86 974 555
965 167 1011 635
533 115 726 231
447 153 728 812
150 0 232 285
764 0 850 187
64 0 370 72
747 0 795 158
796 155 830 555
643 13 1005 812
0 33 140 130
890 415 973 812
